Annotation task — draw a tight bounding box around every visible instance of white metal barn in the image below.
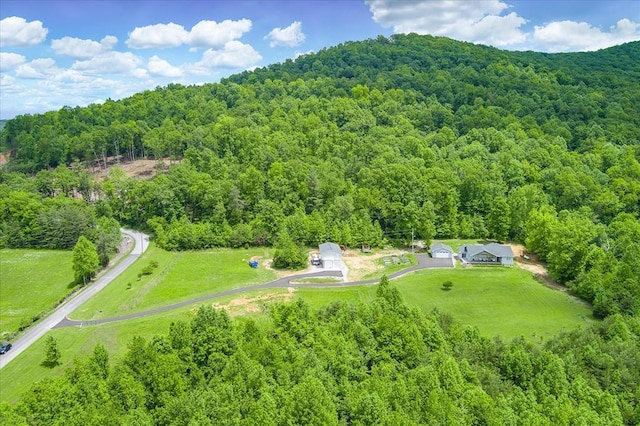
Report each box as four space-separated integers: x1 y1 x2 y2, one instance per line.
319 242 342 269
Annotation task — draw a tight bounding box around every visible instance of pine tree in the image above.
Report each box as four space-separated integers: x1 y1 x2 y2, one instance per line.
44 335 61 367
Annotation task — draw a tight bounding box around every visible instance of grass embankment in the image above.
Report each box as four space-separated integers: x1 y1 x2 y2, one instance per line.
0 249 75 338
73 244 277 320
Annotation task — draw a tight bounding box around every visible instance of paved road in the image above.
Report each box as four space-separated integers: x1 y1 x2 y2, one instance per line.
55 253 454 328
0 229 149 369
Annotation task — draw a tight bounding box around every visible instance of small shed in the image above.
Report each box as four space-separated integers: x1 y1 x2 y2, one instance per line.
319 242 342 269
430 242 454 259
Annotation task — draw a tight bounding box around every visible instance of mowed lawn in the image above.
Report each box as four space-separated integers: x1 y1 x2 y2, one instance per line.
297 265 594 341
73 244 278 320
0 249 75 337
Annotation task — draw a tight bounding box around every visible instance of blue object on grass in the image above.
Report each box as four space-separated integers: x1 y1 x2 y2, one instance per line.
249 260 258 268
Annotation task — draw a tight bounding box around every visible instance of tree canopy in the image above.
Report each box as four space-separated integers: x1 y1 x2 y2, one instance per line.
4 281 640 424
1 34 640 423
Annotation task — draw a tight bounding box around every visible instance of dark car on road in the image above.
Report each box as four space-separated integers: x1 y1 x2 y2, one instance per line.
0 342 12 354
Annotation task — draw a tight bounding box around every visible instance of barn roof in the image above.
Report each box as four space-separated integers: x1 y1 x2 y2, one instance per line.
319 242 342 260
430 242 453 253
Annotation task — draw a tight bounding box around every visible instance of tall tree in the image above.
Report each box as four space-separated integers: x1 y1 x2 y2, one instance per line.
72 236 100 285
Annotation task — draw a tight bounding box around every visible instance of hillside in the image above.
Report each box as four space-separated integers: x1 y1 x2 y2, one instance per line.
2 34 640 424
1 34 639 320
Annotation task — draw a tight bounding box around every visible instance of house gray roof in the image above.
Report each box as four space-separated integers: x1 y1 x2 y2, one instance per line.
459 243 514 259
319 242 342 260
430 242 453 253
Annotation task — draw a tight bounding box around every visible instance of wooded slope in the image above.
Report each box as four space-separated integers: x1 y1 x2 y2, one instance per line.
1 35 639 318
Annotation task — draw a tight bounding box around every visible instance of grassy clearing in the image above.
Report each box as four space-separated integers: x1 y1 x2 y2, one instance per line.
0 249 75 338
297 266 593 341
399 267 592 340
73 244 277 320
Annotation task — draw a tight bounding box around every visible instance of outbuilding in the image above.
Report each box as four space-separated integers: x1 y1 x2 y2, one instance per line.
430 242 454 259
319 242 342 269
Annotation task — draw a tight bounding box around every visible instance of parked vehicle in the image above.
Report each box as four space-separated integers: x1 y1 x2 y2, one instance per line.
0 342 12 354
311 253 321 266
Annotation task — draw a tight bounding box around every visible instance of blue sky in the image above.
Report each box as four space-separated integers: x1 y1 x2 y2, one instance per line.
1 0 638 119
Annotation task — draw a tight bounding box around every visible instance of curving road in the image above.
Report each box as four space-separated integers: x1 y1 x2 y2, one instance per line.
54 254 454 328
0 229 150 369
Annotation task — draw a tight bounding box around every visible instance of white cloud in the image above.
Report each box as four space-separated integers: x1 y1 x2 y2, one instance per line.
72 51 143 74
127 19 253 49
189 19 252 47
0 16 48 47
126 22 189 49
366 0 526 46
0 52 27 71
148 55 183 77
15 58 59 79
0 73 16 87
194 40 262 70
101 35 118 50
51 35 118 58
534 18 640 52
266 21 306 47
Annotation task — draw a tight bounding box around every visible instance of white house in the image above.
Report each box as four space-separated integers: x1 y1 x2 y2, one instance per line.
430 242 454 259
319 242 342 269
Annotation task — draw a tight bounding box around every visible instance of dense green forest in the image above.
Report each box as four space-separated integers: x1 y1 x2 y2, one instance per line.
1 34 640 422
2 279 639 424
2 34 639 317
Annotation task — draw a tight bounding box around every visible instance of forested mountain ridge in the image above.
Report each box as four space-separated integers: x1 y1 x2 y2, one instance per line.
1 35 639 319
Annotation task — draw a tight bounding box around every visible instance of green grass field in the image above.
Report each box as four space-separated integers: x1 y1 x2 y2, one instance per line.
0 249 76 338
73 244 277 320
298 266 593 341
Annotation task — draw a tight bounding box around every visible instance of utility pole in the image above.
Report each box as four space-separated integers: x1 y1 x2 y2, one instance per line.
411 227 414 254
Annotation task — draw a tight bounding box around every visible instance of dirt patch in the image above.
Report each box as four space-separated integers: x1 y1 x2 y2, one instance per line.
342 248 409 281
91 158 180 181
0 151 10 167
507 243 568 292
210 287 296 316
260 248 410 281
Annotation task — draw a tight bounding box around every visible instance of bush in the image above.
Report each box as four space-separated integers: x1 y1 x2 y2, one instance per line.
273 231 307 270
442 281 453 291
140 260 159 277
